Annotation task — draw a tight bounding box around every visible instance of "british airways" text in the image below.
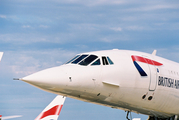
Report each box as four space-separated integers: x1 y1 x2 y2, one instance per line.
158 76 179 89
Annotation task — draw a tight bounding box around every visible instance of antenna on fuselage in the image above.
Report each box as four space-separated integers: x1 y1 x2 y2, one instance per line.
152 50 157 55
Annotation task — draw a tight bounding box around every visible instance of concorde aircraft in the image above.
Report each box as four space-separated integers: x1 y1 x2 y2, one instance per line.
19 49 179 120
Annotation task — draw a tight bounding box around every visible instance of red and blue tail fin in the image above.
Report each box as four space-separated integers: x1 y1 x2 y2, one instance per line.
35 95 66 120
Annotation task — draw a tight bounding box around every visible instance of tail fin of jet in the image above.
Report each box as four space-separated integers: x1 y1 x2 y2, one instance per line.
0 52 3 61
0 115 2 120
35 95 66 120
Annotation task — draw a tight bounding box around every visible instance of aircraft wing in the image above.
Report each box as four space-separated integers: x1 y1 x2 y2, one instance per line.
35 95 66 120
132 118 141 120
1 115 22 120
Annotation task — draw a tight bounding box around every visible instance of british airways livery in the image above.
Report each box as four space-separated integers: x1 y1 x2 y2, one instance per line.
19 49 179 120
35 95 66 120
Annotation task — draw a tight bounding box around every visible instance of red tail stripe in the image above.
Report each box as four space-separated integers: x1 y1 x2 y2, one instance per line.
39 105 63 119
131 55 163 66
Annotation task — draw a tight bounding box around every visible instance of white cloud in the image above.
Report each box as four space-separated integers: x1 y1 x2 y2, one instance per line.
143 4 178 11
3 49 78 77
0 14 7 19
51 0 126 6
126 3 179 12
100 36 128 43
0 14 21 22
100 38 112 43
69 23 99 31
22 25 32 28
0 33 50 44
75 44 88 49
126 26 144 31
110 27 122 32
84 0 126 6
22 25 50 30
39 25 49 29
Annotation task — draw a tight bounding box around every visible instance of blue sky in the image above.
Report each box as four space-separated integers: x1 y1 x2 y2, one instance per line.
0 0 179 120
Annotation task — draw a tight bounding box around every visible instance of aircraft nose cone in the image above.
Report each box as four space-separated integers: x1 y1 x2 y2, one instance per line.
21 66 68 90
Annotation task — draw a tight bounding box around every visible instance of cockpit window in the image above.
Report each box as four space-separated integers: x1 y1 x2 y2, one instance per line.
66 55 80 64
66 54 113 66
102 56 109 65
107 57 114 65
72 55 88 64
79 55 98 66
102 56 114 65
91 59 101 66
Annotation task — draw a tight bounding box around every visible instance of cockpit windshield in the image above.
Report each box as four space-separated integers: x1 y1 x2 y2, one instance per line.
65 54 114 66
91 59 100 65
72 55 88 64
66 55 80 64
66 54 99 66
79 55 98 66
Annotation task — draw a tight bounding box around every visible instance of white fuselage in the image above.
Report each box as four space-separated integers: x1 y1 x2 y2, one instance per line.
22 49 179 118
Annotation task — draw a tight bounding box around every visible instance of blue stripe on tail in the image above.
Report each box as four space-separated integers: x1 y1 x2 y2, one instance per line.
133 61 147 76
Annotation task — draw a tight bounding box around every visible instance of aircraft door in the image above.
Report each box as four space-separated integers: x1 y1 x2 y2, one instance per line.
144 56 158 91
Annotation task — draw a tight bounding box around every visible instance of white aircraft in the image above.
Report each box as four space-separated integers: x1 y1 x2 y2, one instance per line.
0 52 3 62
35 95 66 120
19 49 179 120
0 52 22 120
0 95 65 120
0 115 22 120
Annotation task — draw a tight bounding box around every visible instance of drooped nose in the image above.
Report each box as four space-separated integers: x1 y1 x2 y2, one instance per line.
21 66 69 91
